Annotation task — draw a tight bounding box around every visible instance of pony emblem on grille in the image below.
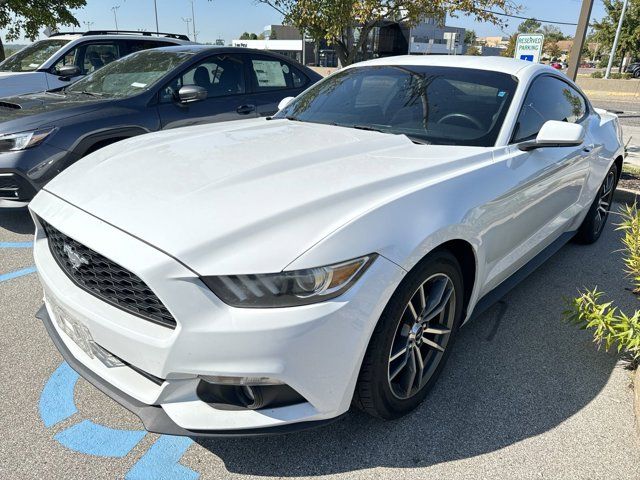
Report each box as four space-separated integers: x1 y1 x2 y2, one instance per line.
63 243 89 270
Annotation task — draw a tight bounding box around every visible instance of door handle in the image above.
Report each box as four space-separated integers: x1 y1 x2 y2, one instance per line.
236 104 256 115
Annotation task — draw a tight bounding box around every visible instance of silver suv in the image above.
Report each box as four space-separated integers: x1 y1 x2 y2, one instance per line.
0 30 191 97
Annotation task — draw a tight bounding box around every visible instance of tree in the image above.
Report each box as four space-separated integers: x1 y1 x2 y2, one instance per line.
239 32 259 40
501 33 517 57
464 29 477 46
592 0 640 72
0 0 86 61
258 0 519 66
466 45 481 55
517 18 542 34
545 40 561 59
542 24 566 42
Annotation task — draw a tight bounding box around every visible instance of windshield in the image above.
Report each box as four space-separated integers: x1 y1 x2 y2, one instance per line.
0 39 70 73
67 50 194 98
274 65 518 147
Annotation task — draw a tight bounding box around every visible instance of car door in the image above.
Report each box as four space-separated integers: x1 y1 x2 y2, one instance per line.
244 54 312 117
45 40 123 90
481 74 593 292
156 53 254 129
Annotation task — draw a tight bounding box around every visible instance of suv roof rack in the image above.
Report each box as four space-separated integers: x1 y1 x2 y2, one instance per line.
48 32 82 37
84 30 190 41
48 30 190 41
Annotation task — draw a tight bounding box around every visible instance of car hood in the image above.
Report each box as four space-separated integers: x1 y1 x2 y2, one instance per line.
44 118 491 274
0 71 47 98
0 91 106 132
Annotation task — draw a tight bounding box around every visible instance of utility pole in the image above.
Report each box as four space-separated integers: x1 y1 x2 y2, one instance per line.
182 17 192 37
605 0 629 79
189 0 197 41
111 5 120 32
153 0 160 34
567 0 594 81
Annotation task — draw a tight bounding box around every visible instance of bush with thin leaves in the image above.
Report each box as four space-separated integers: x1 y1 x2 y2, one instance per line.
563 204 640 367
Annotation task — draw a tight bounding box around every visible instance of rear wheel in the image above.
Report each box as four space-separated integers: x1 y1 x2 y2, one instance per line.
575 163 618 244
353 251 464 419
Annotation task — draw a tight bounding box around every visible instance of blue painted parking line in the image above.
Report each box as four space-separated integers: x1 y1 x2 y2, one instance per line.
0 266 37 282
126 435 198 480
39 362 78 427
40 362 200 479
55 420 147 458
0 241 33 248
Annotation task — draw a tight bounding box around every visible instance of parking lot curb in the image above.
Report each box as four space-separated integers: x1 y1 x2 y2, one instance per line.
614 187 639 205
635 368 640 436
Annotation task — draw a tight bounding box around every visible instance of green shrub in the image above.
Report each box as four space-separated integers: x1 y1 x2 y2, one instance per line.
564 204 640 366
591 71 604 78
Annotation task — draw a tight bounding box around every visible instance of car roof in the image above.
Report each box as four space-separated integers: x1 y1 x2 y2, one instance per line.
352 55 553 78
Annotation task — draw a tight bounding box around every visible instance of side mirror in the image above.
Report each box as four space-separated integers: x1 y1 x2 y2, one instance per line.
57 65 81 80
178 85 208 104
278 96 295 111
518 120 585 151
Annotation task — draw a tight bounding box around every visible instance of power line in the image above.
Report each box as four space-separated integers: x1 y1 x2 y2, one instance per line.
478 9 581 26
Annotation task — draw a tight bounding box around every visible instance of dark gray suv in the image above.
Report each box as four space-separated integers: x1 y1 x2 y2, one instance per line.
0 45 322 206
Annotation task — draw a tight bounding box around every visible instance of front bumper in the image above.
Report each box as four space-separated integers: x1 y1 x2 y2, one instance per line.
30 191 405 434
0 143 74 205
36 305 346 437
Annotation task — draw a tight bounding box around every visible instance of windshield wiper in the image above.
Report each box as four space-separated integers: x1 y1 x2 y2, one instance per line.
78 90 103 97
338 123 430 145
285 115 303 122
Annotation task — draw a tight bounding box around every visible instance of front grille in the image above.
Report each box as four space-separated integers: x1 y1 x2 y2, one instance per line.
40 220 176 329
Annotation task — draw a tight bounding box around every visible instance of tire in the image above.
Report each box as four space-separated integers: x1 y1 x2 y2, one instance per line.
575 162 618 244
353 251 464 419
634 69 640 79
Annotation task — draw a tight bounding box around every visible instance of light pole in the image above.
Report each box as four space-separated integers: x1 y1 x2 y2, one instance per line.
153 0 160 34
111 5 120 32
567 0 595 81
189 0 197 41
181 17 192 38
605 0 629 79
83 21 94 32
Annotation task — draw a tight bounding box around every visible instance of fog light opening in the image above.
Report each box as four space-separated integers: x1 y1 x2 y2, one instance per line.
196 379 306 410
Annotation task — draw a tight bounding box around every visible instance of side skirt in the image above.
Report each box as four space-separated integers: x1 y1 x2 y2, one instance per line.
467 230 576 323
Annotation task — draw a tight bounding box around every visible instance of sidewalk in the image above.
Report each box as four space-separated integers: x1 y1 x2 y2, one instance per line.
623 124 640 167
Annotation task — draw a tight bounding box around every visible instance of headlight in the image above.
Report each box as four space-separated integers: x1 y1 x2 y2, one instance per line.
202 254 377 308
0 127 56 152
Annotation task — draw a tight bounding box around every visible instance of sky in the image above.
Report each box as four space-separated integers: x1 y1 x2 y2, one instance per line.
4 0 610 44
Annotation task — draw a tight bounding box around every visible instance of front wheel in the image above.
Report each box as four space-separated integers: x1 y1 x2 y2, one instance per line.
575 163 618 244
353 251 464 419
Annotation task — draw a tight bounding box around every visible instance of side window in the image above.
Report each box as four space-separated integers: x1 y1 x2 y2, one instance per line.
249 56 309 91
53 42 121 75
126 40 170 55
82 43 120 74
512 76 587 143
160 54 245 102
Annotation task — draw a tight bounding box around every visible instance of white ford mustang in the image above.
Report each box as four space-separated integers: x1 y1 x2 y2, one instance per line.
30 55 624 435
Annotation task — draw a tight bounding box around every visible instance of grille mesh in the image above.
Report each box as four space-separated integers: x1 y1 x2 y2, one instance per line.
41 220 176 329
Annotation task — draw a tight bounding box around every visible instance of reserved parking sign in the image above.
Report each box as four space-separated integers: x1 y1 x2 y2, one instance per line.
514 34 545 63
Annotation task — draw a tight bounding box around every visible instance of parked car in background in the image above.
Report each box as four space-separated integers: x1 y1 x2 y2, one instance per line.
31 56 623 435
624 61 640 78
550 62 563 70
0 45 321 206
0 31 191 97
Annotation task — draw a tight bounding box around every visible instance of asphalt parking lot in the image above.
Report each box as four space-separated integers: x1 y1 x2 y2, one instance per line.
1 204 640 479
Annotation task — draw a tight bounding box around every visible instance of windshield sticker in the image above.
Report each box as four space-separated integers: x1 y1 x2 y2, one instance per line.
131 82 147 88
498 91 507 97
